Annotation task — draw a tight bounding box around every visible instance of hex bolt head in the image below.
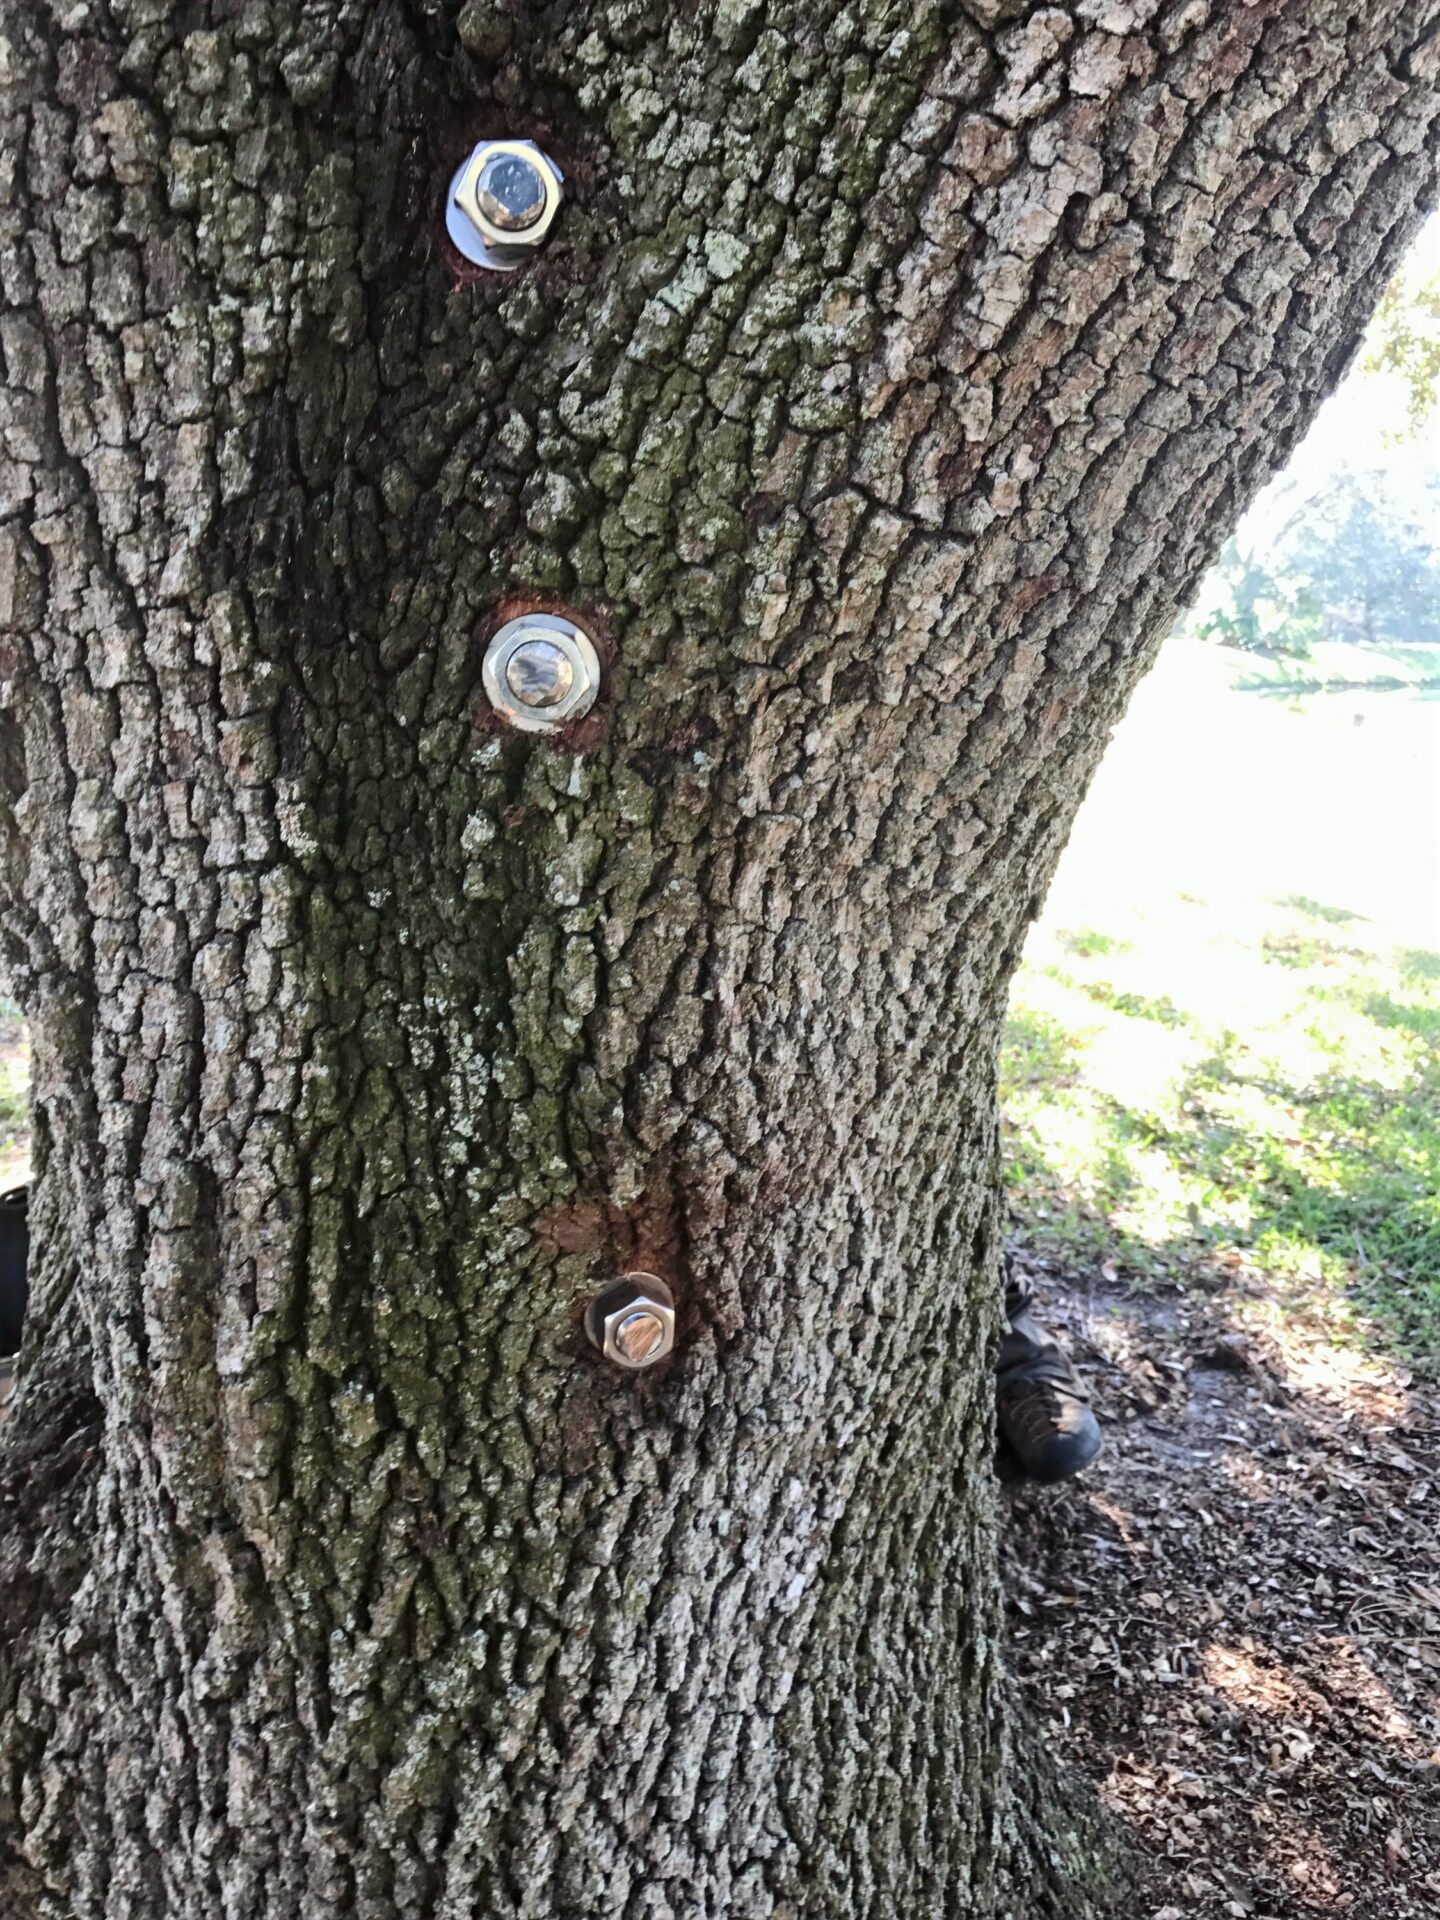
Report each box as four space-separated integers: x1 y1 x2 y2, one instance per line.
585 1274 676 1372
482 613 601 733
505 638 574 709
477 151 547 232
448 139 564 270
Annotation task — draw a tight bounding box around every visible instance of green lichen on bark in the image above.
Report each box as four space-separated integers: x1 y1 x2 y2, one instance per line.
1 0 1439 1914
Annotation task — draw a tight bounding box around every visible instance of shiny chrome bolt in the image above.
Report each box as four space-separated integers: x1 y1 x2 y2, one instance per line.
506 638 574 708
585 1274 676 1372
448 139 564 270
482 613 600 733
477 151 546 232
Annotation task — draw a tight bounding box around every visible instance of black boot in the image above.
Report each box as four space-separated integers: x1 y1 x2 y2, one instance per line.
0 1169 28 1359
996 1260 1102 1484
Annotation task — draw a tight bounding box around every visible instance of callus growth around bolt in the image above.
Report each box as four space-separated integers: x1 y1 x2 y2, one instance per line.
482 613 601 734
448 139 564 270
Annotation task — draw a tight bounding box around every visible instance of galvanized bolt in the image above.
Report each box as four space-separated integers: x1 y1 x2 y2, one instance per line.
585 1274 676 1372
482 613 601 733
476 151 546 232
506 638 573 708
447 139 564 270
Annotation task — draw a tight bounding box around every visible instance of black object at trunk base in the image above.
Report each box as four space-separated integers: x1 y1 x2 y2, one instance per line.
997 1262 1102 1485
0 1173 29 1358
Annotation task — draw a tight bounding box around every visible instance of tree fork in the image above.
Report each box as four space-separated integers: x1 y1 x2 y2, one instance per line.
1 2 1437 1915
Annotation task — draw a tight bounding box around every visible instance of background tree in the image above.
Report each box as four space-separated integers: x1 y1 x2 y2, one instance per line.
1191 528 1321 655
1362 212 1440 428
2 4 1439 1917
1286 470 1440 644
1195 468 1440 655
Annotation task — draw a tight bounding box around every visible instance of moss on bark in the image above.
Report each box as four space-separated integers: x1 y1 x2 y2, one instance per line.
1 1 1438 1913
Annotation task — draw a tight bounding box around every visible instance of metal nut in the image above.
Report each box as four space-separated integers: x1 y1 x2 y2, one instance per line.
585 1274 676 1372
482 613 601 733
448 140 564 270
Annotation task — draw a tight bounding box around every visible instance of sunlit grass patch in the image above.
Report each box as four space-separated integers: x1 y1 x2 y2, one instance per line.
1001 1006 1087 1089
1078 982 1190 1028
1002 895 1440 1373
1400 948 1440 987
1279 894 1367 926
1362 991 1440 1042
1056 928 1132 960
1261 931 1371 969
1232 641 1440 695
0 999 28 1173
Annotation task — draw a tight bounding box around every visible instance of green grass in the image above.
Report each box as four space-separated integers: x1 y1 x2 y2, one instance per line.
1278 894 1367 926
1055 928 1133 960
1002 893 1440 1374
1230 640 1440 695
1401 948 1440 986
0 997 28 1165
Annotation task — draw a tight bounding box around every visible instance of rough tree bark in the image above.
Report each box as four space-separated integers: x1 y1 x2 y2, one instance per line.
1 2 1437 1915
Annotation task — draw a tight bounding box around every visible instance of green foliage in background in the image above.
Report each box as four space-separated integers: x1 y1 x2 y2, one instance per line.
1362 247 1440 434
1192 223 1440 666
1193 470 1440 660
1002 897 1440 1375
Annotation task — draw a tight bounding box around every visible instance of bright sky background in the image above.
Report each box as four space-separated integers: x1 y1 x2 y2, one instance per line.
1049 213 1440 953
1239 211 1440 550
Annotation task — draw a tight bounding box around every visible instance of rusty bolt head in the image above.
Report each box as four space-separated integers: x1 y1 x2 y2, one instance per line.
585 1274 676 1372
448 140 564 270
482 613 601 733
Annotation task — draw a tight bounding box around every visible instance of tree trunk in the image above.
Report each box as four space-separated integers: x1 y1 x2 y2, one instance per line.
2 3 1436 1914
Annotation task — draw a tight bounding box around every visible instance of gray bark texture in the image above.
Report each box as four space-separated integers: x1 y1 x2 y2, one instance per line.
1 1 1438 1915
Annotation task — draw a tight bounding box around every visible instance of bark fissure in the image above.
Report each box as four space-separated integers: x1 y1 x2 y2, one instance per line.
1 0 1438 1914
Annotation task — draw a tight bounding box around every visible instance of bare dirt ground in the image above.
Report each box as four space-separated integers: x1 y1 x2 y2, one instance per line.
1005 1260 1440 1919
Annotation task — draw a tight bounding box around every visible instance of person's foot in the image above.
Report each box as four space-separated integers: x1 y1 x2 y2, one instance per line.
0 1165 28 1360
996 1262 1102 1484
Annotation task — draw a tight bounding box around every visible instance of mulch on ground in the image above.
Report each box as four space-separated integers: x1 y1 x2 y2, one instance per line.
1005 1262 1440 1919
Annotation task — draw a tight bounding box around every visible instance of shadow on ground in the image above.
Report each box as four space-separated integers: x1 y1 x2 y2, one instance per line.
1002 894 1440 1913
1003 1260 1440 1920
